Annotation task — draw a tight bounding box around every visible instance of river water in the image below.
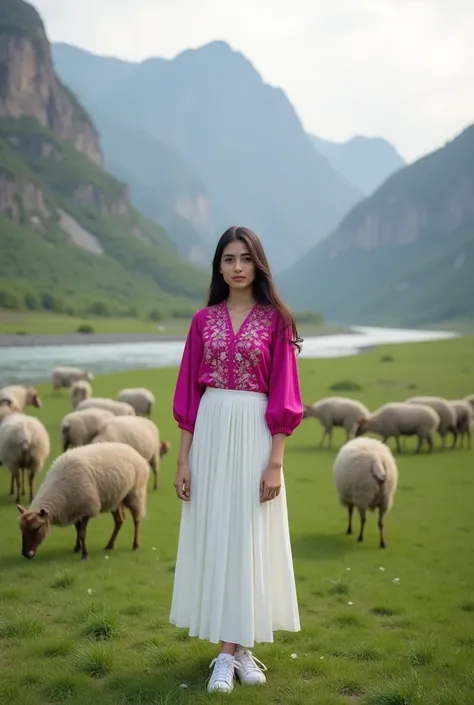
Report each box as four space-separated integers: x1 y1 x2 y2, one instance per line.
0 326 458 386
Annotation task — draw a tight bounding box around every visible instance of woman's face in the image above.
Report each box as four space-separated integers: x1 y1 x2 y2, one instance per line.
220 240 256 291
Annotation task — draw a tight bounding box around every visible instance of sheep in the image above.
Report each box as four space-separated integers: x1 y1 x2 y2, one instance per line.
17 442 150 560
0 412 50 503
302 397 370 448
465 395 474 412
51 367 93 393
405 396 457 449
91 416 170 490
449 400 473 449
0 385 42 411
117 387 155 417
61 408 115 451
333 437 399 548
76 398 136 416
70 380 93 409
355 402 439 453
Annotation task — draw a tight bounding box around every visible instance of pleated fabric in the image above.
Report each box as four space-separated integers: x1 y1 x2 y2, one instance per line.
169 387 300 647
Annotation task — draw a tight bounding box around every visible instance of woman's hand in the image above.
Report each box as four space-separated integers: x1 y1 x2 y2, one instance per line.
174 461 191 501
260 461 282 503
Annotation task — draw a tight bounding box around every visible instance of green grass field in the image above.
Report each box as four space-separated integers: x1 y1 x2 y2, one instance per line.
0 336 473 704
0 311 348 338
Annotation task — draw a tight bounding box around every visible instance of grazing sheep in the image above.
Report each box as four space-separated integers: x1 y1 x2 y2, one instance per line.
355 402 439 453
333 436 398 548
0 385 42 411
91 416 170 490
302 397 370 448
117 388 155 417
51 367 93 393
405 396 457 449
0 412 50 503
449 400 473 449
70 380 93 409
76 398 136 416
17 442 150 560
61 408 115 451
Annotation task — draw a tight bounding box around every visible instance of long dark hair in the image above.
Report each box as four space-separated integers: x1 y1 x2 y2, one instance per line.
207 226 303 353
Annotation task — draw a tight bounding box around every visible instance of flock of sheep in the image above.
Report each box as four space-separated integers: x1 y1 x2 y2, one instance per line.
0 366 170 560
303 394 474 548
1 364 473 560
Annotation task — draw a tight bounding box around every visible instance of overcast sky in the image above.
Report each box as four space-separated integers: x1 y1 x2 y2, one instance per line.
34 0 474 163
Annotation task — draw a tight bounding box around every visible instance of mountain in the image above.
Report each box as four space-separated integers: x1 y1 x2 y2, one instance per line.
279 124 474 327
52 41 362 272
309 134 406 195
0 0 207 318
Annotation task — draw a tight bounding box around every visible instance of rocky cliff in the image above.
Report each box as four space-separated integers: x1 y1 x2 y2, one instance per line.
0 0 102 166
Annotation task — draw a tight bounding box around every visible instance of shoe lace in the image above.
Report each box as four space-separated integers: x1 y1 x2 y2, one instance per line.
236 648 268 673
209 655 242 686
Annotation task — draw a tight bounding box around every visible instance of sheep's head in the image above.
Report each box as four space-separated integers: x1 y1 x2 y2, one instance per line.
27 387 42 408
302 404 311 419
160 440 171 458
354 417 368 437
17 505 51 559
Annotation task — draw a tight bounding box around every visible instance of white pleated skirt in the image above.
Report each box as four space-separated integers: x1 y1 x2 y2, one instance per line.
169 387 300 647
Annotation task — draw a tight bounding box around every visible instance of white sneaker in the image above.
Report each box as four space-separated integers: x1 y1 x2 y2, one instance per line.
234 648 267 685
207 653 241 693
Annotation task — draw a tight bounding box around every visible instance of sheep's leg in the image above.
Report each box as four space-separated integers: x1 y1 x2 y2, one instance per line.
378 508 386 549
77 517 90 560
9 474 14 496
15 475 21 504
21 468 26 496
104 508 124 551
149 454 159 491
319 428 328 447
395 435 402 454
451 430 458 449
441 433 446 450
356 507 366 543
327 425 334 449
415 434 422 453
426 433 433 453
346 504 354 535
130 510 141 551
73 522 81 553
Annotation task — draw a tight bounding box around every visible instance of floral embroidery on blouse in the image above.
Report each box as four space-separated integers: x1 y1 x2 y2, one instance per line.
234 305 274 390
203 303 229 388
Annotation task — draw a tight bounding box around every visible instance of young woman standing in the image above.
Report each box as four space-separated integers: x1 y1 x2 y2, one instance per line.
170 226 303 693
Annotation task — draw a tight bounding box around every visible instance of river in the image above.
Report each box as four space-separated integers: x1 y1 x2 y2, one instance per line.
0 326 458 386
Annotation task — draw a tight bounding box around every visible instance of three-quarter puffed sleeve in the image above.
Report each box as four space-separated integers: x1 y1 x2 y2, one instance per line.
265 322 303 436
173 312 205 433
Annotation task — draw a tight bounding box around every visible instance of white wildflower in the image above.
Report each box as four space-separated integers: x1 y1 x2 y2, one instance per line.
290 653 297 659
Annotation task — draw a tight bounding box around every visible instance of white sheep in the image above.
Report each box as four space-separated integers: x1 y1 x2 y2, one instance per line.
76 398 136 416
116 387 156 417
61 408 115 451
333 437 399 548
51 367 94 393
0 412 50 503
355 402 439 453
449 400 473 449
69 380 93 409
0 385 42 410
302 397 370 447
17 442 150 560
91 416 170 490
405 396 457 449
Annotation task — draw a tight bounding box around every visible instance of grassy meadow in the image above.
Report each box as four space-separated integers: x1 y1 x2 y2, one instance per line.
0 336 473 704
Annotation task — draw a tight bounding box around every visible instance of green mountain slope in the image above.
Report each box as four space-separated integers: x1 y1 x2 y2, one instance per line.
279 124 474 327
0 0 207 318
0 116 207 317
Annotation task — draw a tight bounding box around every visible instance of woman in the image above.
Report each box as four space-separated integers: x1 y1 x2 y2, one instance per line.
170 226 303 693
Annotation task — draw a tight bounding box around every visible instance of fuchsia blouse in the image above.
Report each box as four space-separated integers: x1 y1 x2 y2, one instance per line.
172 300 303 437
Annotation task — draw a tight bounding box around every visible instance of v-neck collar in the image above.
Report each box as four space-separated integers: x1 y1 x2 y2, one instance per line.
224 300 259 338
